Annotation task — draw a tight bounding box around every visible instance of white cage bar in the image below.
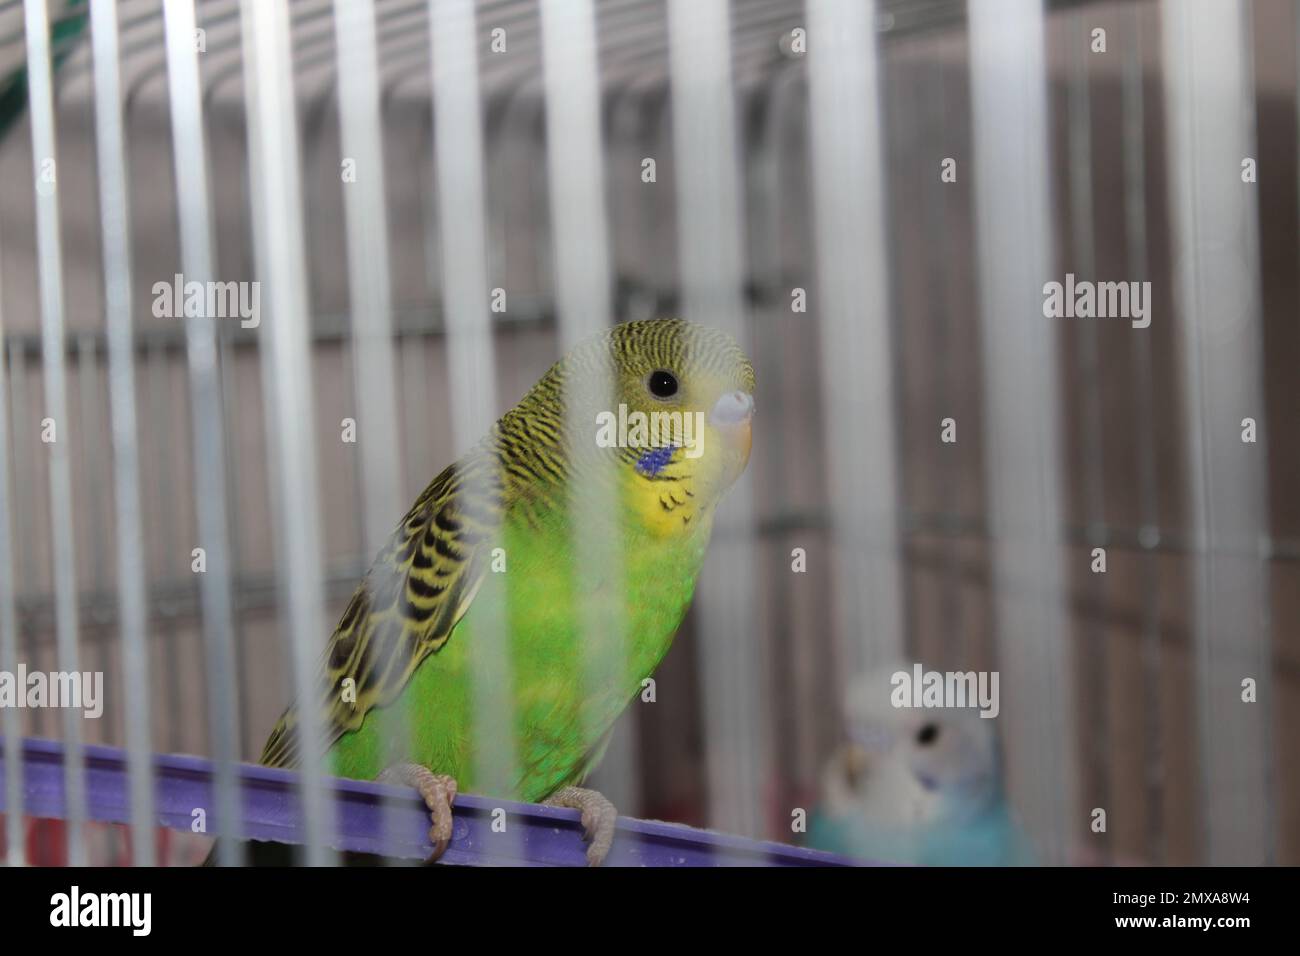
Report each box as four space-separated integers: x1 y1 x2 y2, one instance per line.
967 0 1076 864
1161 0 1273 866
23 0 88 866
162 0 241 867
429 0 520 819
667 0 769 840
240 0 335 866
538 0 638 813
807 0 905 676
89 0 153 867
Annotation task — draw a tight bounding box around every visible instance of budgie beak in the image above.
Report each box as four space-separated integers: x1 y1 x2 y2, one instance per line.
709 389 753 481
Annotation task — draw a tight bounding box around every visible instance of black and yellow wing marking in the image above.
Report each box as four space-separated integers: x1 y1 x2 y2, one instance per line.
259 454 502 769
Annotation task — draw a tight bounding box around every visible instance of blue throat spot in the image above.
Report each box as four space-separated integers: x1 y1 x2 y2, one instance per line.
636 445 676 477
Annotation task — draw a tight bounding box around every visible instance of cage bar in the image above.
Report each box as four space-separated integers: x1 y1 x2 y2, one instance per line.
967 0 1076 864
428 0 521 823
1160 0 1273 866
334 0 403 561
806 0 905 677
538 0 637 812
89 0 153 868
23 0 88 867
162 0 242 868
666 0 769 842
239 0 335 866
332 0 410 860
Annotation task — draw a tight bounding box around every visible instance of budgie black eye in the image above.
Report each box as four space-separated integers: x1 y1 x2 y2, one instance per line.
648 369 679 399
916 723 940 746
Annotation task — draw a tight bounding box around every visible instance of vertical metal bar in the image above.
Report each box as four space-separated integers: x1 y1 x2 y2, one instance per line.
595 85 659 812
90 0 154 867
968 0 1075 863
667 0 768 839
807 0 905 677
1121 5 1165 865
241 0 335 866
431 0 500 454
24 0 88 866
539 0 633 810
1161 0 1273 865
0 218 25 867
333 0 406 860
1066 9 1110 863
163 0 241 867
427 0 523 843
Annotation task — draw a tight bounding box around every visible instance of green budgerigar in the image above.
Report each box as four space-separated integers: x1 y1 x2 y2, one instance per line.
258 319 755 865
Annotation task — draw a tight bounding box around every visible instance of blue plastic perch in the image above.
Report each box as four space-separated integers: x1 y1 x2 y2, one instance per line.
0 737 853 866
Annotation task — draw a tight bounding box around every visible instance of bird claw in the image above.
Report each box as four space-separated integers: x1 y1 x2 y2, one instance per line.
378 763 458 862
543 786 617 866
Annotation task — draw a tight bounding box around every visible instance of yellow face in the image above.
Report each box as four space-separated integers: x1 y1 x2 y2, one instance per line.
601 320 755 535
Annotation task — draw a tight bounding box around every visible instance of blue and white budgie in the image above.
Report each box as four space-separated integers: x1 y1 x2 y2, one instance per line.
807 666 1034 866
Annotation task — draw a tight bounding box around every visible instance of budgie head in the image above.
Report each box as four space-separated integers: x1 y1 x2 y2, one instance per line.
833 666 1006 826
812 666 1030 865
523 319 755 526
898 709 1003 825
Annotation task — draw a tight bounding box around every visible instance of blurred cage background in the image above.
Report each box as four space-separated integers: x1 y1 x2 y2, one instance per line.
0 0 1295 866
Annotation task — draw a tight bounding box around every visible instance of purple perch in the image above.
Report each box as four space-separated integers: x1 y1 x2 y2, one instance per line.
1 737 856 867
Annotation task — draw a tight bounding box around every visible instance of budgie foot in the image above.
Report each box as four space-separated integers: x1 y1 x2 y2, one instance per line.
377 763 459 862
543 786 617 866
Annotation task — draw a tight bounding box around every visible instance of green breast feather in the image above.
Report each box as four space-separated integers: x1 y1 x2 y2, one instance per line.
329 497 712 802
